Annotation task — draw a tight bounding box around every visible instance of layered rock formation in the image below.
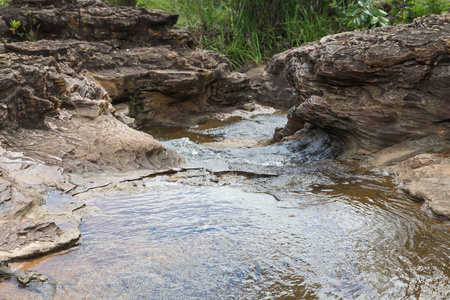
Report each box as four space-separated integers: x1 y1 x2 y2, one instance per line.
0 0 257 128
280 14 450 219
0 146 85 263
0 0 195 264
283 14 450 152
242 51 300 110
0 0 293 265
0 0 192 172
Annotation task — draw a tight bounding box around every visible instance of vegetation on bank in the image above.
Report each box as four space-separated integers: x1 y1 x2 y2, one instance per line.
134 0 450 68
2 0 448 68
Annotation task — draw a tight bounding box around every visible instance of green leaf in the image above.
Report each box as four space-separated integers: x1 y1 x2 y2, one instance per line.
371 16 379 25
377 9 388 16
380 17 389 26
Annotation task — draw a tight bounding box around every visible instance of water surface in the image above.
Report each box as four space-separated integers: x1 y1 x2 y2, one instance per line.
2 113 449 299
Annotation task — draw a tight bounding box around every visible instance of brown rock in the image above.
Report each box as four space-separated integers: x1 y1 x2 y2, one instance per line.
390 153 450 220
283 14 450 152
242 51 300 110
1 0 190 48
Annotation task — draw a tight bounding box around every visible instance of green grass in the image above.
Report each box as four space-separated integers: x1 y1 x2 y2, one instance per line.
136 0 353 68
387 0 450 24
113 0 450 68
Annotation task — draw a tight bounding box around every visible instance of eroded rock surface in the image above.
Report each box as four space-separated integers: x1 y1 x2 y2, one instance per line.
0 0 261 128
242 51 300 110
0 147 85 264
0 0 193 264
389 153 450 220
0 52 182 172
283 14 450 152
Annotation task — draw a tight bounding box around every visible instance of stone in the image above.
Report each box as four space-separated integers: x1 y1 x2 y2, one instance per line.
389 153 450 220
244 50 301 109
15 270 48 287
0 0 259 128
283 14 450 153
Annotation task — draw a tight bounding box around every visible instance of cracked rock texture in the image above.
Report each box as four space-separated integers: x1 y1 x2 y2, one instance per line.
390 153 450 220
0 146 84 263
284 14 450 152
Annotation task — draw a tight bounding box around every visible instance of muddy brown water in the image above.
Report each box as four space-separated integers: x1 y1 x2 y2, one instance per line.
2 113 449 299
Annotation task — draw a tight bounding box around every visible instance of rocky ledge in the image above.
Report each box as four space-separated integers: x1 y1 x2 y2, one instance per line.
279 14 450 219
0 0 294 267
0 0 229 266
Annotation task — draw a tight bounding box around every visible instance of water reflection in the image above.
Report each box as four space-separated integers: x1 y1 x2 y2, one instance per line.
2 113 449 299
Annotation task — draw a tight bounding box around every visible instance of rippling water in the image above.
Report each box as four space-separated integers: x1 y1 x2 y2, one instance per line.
2 113 449 299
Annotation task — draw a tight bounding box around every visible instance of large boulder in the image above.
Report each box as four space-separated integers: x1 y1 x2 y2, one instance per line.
283 14 450 152
0 0 254 127
0 52 182 172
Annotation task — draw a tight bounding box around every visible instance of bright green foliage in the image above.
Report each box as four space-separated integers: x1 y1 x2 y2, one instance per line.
9 19 24 38
8 13 41 42
347 0 389 30
388 0 450 24
137 0 355 68
0 0 8 8
129 0 449 68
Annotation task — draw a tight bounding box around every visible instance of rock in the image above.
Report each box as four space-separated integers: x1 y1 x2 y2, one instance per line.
0 146 84 263
15 270 48 287
283 14 450 153
0 1 258 128
1 114 184 173
0 262 13 279
243 51 300 109
0 51 183 172
389 153 450 220
1 0 190 48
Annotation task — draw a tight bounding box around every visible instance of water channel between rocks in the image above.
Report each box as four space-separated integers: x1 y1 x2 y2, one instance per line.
1 113 449 299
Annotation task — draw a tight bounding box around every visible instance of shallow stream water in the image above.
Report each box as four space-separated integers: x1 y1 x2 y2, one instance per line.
1 113 449 299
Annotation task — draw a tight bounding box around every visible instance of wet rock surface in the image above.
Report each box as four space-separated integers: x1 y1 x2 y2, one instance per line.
0 146 85 264
389 153 450 220
278 14 450 220
283 14 450 153
15 270 48 287
0 0 294 266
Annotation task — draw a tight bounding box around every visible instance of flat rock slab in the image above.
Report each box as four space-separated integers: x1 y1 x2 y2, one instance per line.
390 153 450 220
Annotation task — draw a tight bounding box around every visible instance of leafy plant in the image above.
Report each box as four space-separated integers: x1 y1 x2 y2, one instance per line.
347 0 389 30
9 19 24 38
24 11 40 42
0 0 8 8
128 89 144 118
388 0 450 24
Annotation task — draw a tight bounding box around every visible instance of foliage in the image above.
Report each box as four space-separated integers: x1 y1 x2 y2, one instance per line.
9 19 24 38
8 12 40 42
123 0 449 68
347 0 389 30
388 0 450 24
128 89 144 118
0 0 8 8
137 0 357 68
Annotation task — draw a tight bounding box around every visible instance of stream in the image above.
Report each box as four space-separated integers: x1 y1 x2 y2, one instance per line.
1 112 449 299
